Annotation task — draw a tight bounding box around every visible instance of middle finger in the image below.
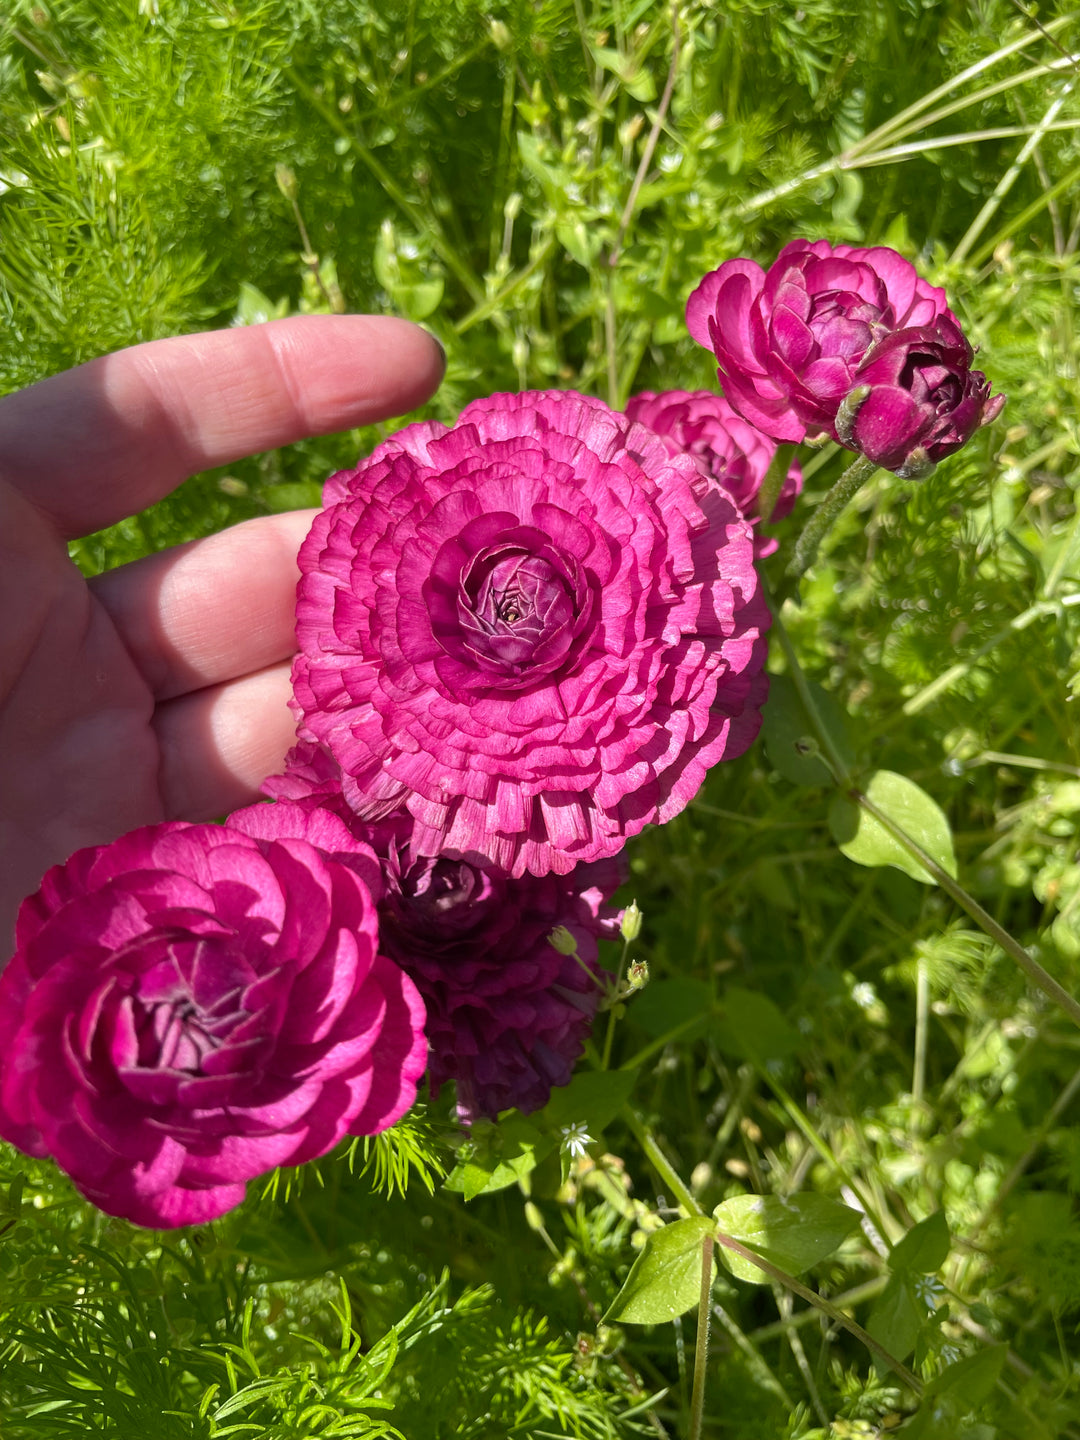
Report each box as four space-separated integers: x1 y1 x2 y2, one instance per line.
90 510 315 700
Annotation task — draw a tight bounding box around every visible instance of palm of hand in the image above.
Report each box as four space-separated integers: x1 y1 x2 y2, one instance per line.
0 316 445 960
1 481 162 944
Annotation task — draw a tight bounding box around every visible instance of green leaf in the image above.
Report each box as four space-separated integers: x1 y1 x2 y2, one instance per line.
444 1117 554 1200
901 1347 1007 1439
555 216 603 268
890 1211 950 1275
866 1274 923 1363
714 987 801 1066
926 1345 1007 1407
234 280 289 326
603 1217 715 1325
541 1068 638 1135
713 1193 860 1285
829 771 957 884
758 443 798 523
763 675 854 787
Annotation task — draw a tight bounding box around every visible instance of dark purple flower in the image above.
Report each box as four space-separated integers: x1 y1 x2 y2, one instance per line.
0 807 427 1228
253 779 622 1121
686 240 953 443
625 389 803 552
359 811 621 1121
287 390 769 880
838 318 1006 478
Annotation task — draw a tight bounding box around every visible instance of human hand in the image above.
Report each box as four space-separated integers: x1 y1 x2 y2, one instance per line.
0 315 445 961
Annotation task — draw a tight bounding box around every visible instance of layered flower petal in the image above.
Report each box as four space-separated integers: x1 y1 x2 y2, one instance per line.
625 390 803 554
686 240 954 443
0 808 427 1228
283 389 770 878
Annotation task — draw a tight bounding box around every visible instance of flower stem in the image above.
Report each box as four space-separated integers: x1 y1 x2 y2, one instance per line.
687 1236 714 1440
788 453 879 580
853 786 1080 1032
711 1231 923 1396
622 1108 922 1398
623 1108 701 1215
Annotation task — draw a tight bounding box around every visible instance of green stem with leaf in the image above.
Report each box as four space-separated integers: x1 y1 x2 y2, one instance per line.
765 590 1080 1033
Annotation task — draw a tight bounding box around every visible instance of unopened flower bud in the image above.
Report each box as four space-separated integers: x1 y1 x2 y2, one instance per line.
275 163 298 203
549 925 580 957
490 19 512 50
845 319 1004 476
620 900 643 942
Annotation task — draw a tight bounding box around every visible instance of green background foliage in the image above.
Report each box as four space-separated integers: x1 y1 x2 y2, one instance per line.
3 0 1080 1433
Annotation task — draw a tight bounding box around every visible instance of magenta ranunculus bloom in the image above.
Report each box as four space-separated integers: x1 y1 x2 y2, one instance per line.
0 806 427 1228
686 239 953 443
839 318 1006 478
625 389 802 552
288 389 769 879
362 813 621 1121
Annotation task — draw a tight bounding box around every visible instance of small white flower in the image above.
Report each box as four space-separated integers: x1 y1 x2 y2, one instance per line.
852 982 877 1010
915 1274 944 1306
560 1123 594 1159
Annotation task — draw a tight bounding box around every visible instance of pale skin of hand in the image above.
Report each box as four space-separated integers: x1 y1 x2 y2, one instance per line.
0 314 446 962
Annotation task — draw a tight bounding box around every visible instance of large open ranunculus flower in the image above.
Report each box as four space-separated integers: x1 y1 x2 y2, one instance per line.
0 806 427 1228
288 390 768 878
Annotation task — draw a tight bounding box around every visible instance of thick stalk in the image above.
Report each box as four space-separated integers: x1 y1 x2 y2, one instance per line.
788 453 879 580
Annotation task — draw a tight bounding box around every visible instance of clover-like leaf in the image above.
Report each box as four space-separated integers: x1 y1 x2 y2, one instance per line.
603 1217 716 1325
866 1274 923 1364
829 770 957 884
889 1210 950 1275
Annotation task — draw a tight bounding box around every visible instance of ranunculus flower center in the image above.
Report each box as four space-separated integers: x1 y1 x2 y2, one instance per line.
126 938 254 1076
424 508 595 690
461 543 576 667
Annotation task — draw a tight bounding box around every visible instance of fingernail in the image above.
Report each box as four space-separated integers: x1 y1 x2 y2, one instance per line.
425 329 447 377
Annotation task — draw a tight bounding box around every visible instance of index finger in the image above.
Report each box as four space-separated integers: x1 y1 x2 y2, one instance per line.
0 315 446 538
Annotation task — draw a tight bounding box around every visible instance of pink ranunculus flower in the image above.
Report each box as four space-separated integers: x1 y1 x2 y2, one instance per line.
0 806 427 1228
686 239 953 444
839 318 1006 478
287 389 769 879
625 389 803 553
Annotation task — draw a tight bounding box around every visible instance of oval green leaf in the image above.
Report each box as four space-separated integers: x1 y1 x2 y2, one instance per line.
713 1193 860 1285
889 1210 950 1275
829 770 957 884
866 1273 922 1364
603 1216 716 1325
